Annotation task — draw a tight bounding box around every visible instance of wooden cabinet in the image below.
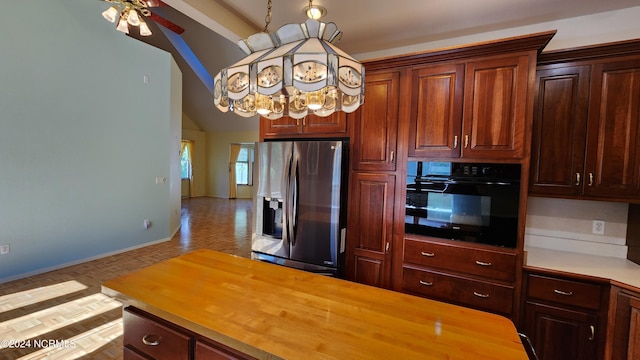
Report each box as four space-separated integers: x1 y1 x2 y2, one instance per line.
124 307 191 360
531 43 640 202
583 59 640 200
462 55 531 159
607 287 640 360
408 63 464 158
398 236 517 317
123 307 254 360
529 65 591 196
345 68 403 288
408 54 532 160
260 112 347 139
521 271 609 360
630 297 640 359
345 172 395 288
350 70 401 171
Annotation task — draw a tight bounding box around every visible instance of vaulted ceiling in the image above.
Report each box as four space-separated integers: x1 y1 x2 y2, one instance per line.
122 0 639 132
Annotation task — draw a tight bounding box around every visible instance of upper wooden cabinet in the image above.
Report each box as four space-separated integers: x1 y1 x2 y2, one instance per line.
350 70 401 171
260 112 347 139
408 63 464 158
463 55 531 159
530 64 591 196
408 54 533 160
583 59 640 199
530 41 640 202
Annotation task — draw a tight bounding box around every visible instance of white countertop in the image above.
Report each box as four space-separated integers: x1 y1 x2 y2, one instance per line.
525 246 640 290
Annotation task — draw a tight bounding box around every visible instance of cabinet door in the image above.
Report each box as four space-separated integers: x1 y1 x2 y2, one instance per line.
260 112 348 139
529 65 590 196
346 172 395 288
462 55 530 159
610 290 640 360
260 116 303 138
408 64 464 158
351 70 400 171
583 59 640 199
195 339 255 360
630 297 640 360
524 302 598 360
304 112 347 135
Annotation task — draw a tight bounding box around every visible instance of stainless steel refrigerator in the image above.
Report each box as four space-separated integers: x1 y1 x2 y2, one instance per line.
251 140 348 276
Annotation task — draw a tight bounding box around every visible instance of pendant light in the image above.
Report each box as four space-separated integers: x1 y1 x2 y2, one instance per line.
214 0 365 119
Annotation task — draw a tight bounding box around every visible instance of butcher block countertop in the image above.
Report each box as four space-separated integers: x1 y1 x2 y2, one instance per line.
102 249 527 360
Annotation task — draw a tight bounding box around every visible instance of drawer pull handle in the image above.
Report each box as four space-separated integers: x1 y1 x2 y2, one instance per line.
473 291 490 298
588 172 594 187
453 135 459 149
142 334 162 346
419 280 433 286
553 289 573 296
421 252 435 257
588 325 595 341
475 260 492 267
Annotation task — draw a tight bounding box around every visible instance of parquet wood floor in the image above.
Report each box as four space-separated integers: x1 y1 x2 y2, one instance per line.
0 197 252 360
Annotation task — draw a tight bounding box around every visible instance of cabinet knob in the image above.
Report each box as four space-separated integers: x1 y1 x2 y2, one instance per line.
390 151 395 163
588 325 595 341
575 172 581 186
453 135 459 149
588 172 594 187
142 334 162 346
464 134 469 148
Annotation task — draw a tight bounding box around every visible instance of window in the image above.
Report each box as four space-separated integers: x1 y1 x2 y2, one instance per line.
236 144 254 185
181 140 193 180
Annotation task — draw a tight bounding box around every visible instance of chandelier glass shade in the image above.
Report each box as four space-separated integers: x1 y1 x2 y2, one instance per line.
102 0 152 36
214 19 365 119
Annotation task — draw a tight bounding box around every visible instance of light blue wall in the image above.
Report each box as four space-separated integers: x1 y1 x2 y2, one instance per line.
0 0 181 282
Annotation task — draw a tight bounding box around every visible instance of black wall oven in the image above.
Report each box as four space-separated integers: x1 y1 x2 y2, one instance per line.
405 161 521 248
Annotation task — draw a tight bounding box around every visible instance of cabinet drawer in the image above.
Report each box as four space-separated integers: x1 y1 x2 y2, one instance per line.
527 274 603 310
403 238 516 282
402 266 514 315
123 308 191 360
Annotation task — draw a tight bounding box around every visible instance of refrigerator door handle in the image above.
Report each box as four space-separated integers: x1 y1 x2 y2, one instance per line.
289 158 299 246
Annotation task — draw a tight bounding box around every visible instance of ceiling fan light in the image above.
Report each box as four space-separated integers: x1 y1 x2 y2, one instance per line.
102 6 118 23
127 9 141 26
116 16 129 34
139 20 152 36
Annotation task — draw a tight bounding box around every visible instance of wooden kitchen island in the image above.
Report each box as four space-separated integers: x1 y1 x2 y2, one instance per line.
102 249 527 359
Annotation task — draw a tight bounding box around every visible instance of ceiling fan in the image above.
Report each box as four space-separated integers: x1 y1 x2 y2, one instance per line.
101 0 185 36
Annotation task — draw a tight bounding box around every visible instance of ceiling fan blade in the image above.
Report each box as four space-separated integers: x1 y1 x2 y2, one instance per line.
148 13 185 34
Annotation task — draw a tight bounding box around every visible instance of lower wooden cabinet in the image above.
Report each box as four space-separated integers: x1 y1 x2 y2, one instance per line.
607 287 640 360
521 271 609 360
123 307 255 360
124 307 191 360
401 265 514 316
396 236 518 318
345 172 395 288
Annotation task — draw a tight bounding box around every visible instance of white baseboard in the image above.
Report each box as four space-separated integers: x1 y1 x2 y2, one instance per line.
0 232 178 285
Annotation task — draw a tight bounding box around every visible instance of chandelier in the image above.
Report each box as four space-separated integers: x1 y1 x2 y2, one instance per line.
214 0 365 119
101 0 153 36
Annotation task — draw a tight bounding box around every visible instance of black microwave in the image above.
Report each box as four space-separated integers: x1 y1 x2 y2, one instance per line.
405 161 521 248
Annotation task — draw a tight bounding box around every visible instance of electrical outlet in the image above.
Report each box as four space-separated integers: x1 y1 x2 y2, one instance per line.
143 219 152 229
592 220 605 235
0 244 9 255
